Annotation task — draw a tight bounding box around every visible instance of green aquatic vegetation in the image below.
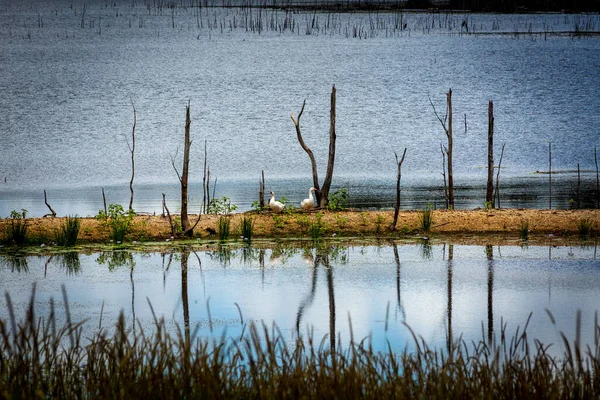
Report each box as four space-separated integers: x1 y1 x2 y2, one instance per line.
327 187 349 211
578 217 596 239
96 204 135 243
419 204 434 232
208 196 238 215
55 215 81 246
239 215 254 241
217 216 231 242
4 209 29 245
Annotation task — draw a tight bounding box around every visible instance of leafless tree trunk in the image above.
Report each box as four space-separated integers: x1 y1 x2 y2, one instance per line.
577 163 581 209
43 190 56 217
486 101 494 208
595 146 599 209
549 142 552 209
162 193 175 237
102 187 107 215
441 144 449 209
181 103 191 235
128 100 136 212
320 85 337 208
494 143 505 209
259 170 265 209
171 102 194 236
447 90 454 210
291 85 337 207
390 148 407 231
430 89 454 210
291 99 321 204
202 139 207 214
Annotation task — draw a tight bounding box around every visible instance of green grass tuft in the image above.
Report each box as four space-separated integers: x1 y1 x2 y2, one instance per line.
419 204 434 232
218 215 231 242
239 215 254 241
56 215 81 246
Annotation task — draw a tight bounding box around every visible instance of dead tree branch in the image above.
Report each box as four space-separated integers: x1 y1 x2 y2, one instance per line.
43 190 56 217
430 89 454 209
128 99 136 212
291 99 322 204
494 143 505 209
162 193 175 237
320 85 337 208
486 100 494 208
390 148 407 231
181 101 192 236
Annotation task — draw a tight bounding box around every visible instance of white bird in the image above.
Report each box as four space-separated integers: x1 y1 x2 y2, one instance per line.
269 191 285 213
300 187 316 211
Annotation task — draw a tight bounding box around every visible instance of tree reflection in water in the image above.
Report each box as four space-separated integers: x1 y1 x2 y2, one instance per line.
295 245 349 353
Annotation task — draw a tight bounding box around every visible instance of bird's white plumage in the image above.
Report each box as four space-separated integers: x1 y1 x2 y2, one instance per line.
300 187 315 210
269 191 285 213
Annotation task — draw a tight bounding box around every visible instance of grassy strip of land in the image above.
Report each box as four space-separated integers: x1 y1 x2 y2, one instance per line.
1 209 598 246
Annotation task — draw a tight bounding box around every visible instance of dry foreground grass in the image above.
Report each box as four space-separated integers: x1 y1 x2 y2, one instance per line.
3 208 599 248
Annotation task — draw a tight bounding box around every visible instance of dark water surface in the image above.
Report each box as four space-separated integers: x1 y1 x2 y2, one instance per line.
1 243 598 355
1 2 599 216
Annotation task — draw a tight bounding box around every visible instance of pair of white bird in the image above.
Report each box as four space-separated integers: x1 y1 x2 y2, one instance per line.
269 187 316 213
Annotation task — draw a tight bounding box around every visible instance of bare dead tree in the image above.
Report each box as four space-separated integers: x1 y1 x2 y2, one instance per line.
291 99 321 204
181 102 191 235
486 100 494 208
171 102 196 237
43 190 57 217
202 139 207 214
390 148 407 231
577 163 581 209
494 143 505 209
127 99 136 212
206 167 211 211
320 85 337 208
259 170 265 210
594 146 600 208
102 187 107 215
549 142 552 209
291 85 337 208
162 193 175 237
430 89 454 209
441 144 449 209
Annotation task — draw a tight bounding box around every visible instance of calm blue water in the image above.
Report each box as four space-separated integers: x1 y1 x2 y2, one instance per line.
1 2 600 216
0 243 598 355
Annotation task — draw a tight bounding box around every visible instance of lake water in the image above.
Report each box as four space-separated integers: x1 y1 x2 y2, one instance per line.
1 243 599 355
1 2 600 217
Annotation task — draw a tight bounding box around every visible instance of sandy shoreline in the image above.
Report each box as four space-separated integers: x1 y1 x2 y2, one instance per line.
1 209 598 251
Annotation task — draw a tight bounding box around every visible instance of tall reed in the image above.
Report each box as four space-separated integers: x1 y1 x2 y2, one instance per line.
217 215 230 241
578 217 596 239
56 215 81 246
4 209 28 245
239 215 254 241
1 289 600 399
419 204 434 232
